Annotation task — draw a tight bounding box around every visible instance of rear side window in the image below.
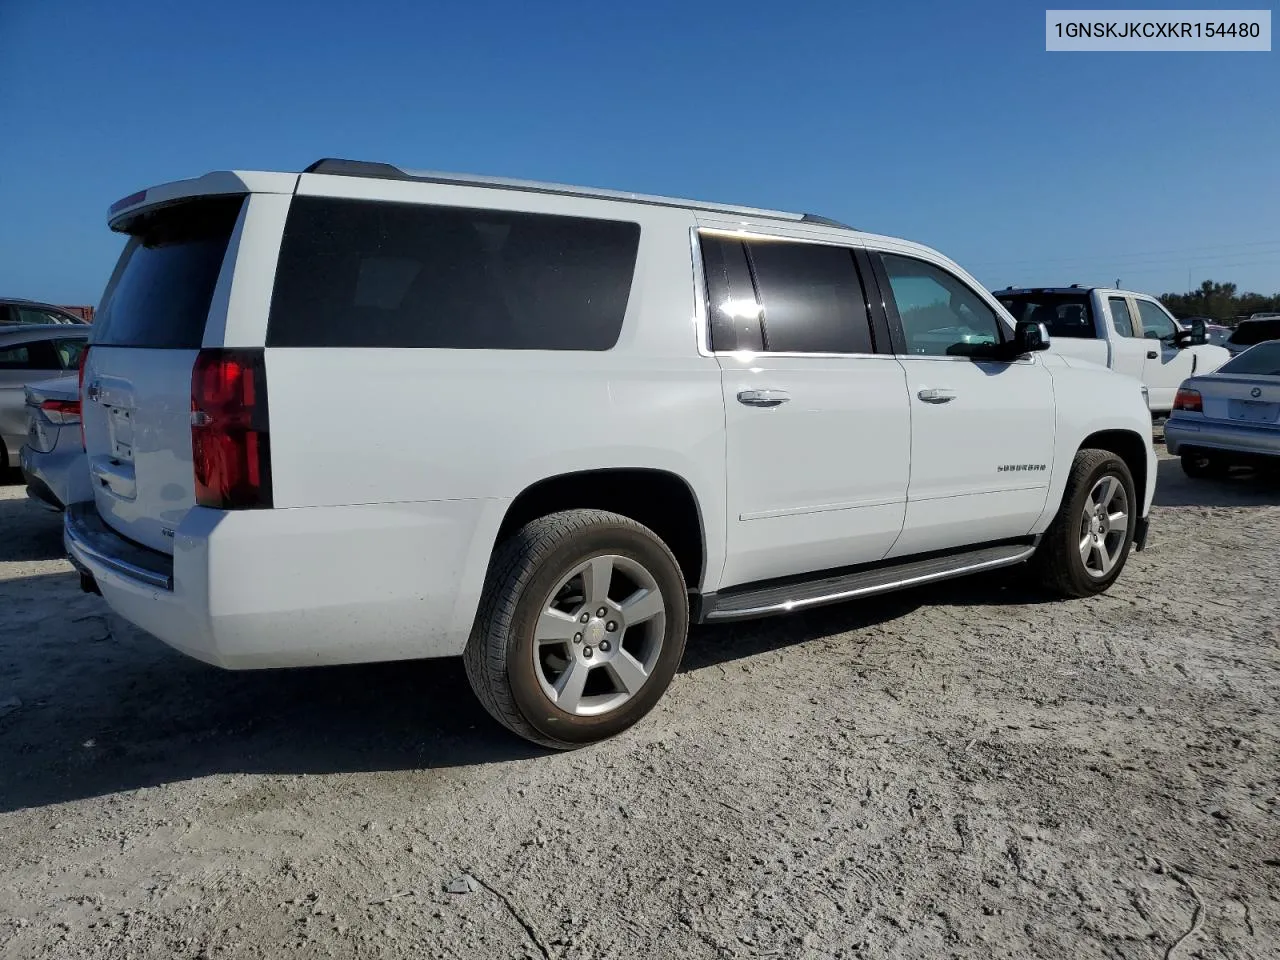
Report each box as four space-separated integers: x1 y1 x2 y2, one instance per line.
267 197 640 350
93 197 244 349
700 236 763 352
16 307 72 326
1108 298 1136 337
745 239 872 354
0 340 59 370
995 293 1096 339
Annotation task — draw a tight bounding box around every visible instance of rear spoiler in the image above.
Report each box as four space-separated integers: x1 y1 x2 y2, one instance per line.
107 171 299 231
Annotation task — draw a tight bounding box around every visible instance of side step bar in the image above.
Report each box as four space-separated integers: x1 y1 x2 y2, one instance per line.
699 540 1038 622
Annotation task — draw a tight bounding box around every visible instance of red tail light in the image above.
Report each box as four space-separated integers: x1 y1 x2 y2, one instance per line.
40 399 82 425
1173 387 1203 413
77 346 90 449
191 349 272 509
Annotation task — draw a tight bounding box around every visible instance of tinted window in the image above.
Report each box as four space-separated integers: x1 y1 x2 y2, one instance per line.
700 235 763 352
268 197 640 350
93 197 243 349
744 239 872 354
0 340 58 370
1219 341 1280 375
995 293 1096 339
16 307 71 325
1135 300 1177 342
1228 319 1280 346
55 338 87 369
881 254 1003 357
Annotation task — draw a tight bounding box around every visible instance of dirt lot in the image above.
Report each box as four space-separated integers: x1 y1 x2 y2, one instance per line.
1 454 1277 960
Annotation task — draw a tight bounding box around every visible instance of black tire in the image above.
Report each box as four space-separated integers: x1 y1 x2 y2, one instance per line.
1180 451 1230 479
1033 449 1138 598
463 509 689 750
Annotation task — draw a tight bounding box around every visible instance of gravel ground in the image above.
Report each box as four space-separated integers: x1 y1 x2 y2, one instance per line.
1 453 1277 959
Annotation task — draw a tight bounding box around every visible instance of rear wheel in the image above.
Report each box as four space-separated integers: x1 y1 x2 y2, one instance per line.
463 509 689 749
1180 451 1230 479
1033 449 1137 598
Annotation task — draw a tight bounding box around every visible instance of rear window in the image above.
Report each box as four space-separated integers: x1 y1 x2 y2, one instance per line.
93 197 244 349
1219 341 1280 375
1228 319 1280 346
995 292 1097 339
266 197 640 350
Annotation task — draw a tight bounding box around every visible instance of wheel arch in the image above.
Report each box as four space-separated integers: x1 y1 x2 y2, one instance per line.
1079 429 1149 509
495 468 708 590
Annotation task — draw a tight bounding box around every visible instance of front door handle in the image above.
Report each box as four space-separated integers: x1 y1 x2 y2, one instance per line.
1147 350 1158 359
737 389 790 407
917 388 957 404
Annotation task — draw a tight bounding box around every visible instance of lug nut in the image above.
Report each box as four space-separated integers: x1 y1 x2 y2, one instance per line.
580 613 590 623
606 621 617 632
583 646 594 658
600 640 611 652
596 607 607 618
574 633 583 644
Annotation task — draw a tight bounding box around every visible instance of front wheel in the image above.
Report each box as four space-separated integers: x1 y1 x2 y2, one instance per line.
463 509 689 750
1033 449 1138 598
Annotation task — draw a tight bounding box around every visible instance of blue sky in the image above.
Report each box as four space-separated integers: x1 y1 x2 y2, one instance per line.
1 0 1277 305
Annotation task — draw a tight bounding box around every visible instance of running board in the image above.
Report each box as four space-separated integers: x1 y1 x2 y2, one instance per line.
699 541 1037 622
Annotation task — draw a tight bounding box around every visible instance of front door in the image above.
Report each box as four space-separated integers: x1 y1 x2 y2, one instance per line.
1134 298 1196 411
871 251 1057 557
700 231 911 589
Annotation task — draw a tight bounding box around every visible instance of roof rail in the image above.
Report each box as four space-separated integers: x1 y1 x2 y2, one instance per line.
302 158 855 230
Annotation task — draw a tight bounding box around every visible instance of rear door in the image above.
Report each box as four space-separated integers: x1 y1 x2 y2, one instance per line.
1134 298 1195 411
1103 295 1148 383
82 196 246 550
0 338 62 451
871 251 1057 557
703 231 911 589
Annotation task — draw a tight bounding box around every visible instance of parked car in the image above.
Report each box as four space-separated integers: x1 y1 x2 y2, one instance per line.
993 287 1230 414
1205 323 1232 347
1224 317 1280 356
0 299 91 326
1166 340 1280 476
20 375 89 510
0 326 89 474
67 159 1157 749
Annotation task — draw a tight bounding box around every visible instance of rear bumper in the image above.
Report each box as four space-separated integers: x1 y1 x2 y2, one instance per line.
20 443 88 512
64 497 504 669
1164 417 1280 458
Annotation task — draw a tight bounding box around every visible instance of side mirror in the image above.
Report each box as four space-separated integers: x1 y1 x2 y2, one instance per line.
1015 319 1050 353
1177 317 1207 347
993 320 1050 361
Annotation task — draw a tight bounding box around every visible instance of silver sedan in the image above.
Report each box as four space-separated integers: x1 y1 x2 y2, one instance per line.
1165 340 1280 477
1 325 89 473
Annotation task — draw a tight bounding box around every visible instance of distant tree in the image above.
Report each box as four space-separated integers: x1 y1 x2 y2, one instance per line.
1159 280 1280 323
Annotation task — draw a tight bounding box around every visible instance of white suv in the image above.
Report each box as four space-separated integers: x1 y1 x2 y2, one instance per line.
67 159 1157 749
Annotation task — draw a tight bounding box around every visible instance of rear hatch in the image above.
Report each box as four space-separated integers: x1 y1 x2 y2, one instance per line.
83 196 244 553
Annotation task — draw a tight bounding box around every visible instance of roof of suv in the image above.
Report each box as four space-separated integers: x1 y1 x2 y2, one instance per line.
107 159 859 233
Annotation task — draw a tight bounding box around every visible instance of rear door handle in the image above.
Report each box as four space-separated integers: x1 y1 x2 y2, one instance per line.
1147 350 1158 359
917 388 957 404
737 389 790 407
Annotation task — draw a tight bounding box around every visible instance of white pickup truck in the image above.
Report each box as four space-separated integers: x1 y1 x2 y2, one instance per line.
995 286 1231 414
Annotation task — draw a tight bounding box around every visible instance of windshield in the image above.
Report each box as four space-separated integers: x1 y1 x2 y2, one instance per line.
1227 319 1280 347
1206 327 1230 346
1218 341 1280 376
995 292 1096 339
